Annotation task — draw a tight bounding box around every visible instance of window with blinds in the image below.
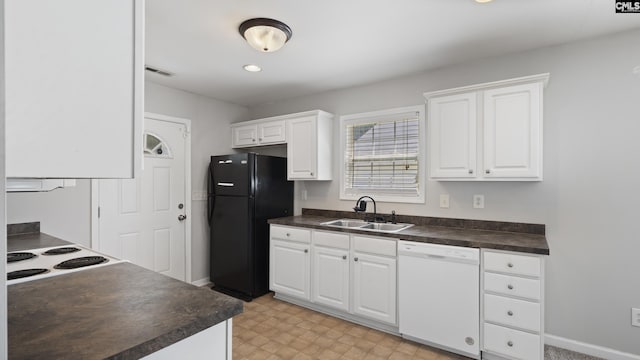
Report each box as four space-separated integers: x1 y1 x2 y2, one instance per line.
341 106 425 202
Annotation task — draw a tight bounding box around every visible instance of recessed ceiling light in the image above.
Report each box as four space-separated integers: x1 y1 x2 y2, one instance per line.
243 64 262 72
475 0 493 3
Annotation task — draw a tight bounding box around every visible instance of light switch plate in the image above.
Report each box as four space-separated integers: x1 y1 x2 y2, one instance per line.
439 194 450 208
632 308 640 327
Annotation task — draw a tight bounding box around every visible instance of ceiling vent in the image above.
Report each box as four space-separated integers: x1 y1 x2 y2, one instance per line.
145 66 174 77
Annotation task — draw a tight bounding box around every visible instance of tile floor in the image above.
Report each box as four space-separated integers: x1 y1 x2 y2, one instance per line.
232 293 469 360
231 292 600 360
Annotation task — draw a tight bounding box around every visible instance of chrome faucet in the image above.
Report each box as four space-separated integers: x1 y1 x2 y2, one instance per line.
353 196 383 222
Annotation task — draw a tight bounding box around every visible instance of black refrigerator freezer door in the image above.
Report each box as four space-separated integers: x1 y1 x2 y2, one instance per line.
210 154 253 197
210 195 255 296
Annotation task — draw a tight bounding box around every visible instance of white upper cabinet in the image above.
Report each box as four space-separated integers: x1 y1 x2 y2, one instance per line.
231 119 286 148
287 111 333 180
5 0 144 179
231 110 333 181
425 74 548 181
483 83 542 179
429 92 477 179
232 124 259 147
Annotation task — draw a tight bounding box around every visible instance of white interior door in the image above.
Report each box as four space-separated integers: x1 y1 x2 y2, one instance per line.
94 116 189 281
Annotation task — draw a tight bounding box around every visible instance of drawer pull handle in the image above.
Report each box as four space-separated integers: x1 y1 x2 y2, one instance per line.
507 341 514 347
286 233 290 237
342 255 347 260
507 262 514 268
354 257 359 262
507 310 514 316
507 284 514 290
304 249 308 253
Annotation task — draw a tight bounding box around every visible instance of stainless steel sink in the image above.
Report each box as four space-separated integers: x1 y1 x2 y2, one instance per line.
321 219 367 228
321 219 413 233
358 223 413 232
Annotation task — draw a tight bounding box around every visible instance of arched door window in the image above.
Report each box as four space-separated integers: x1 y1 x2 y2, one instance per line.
144 132 172 158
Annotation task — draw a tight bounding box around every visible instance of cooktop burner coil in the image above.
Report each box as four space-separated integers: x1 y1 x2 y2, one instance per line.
7 268 49 280
54 256 108 270
7 252 37 263
42 247 81 255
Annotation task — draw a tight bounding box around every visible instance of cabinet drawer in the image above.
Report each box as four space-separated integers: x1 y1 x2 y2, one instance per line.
314 231 350 250
484 272 541 301
271 225 311 244
352 235 396 257
484 294 540 332
483 323 541 360
484 251 541 277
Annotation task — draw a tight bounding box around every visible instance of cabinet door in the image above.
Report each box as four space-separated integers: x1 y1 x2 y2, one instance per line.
312 246 350 311
428 92 477 179
352 252 397 325
232 124 258 148
287 116 317 180
258 120 286 145
270 239 310 300
483 82 542 179
5 0 143 178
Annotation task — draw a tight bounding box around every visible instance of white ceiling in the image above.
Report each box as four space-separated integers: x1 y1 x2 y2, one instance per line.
145 0 640 107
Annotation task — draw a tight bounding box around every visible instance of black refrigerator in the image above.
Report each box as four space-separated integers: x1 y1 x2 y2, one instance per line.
207 153 293 301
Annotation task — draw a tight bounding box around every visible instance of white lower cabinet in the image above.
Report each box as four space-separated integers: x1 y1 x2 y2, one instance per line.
351 235 397 325
482 249 545 360
352 252 397 325
483 323 541 360
270 227 397 327
269 226 311 300
143 319 232 360
312 231 350 312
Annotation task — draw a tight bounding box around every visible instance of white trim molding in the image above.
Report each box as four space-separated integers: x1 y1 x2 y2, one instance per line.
423 73 550 99
545 334 640 360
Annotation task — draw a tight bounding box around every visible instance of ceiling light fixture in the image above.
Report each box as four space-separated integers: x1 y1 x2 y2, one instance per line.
239 18 292 53
475 0 494 3
243 64 262 72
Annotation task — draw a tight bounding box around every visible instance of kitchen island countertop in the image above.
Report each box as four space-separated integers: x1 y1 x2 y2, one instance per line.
269 212 549 255
7 231 243 360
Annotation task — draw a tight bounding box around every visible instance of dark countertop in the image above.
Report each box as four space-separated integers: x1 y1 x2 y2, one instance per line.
7 231 71 252
269 214 549 255
7 228 243 360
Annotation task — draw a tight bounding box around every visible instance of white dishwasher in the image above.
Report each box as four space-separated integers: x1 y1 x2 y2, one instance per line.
398 240 480 359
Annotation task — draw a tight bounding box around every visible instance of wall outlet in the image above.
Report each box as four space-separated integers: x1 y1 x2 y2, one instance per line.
191 191 207 201
301 190 308 201
439 194 450 208
473 195 485 209
632 308 640 327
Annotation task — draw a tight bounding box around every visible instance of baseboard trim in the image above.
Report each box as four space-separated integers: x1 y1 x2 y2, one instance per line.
545 334 640 360
191 277 210 287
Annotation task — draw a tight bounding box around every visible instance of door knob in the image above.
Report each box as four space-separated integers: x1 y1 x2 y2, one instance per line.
178 214 187 221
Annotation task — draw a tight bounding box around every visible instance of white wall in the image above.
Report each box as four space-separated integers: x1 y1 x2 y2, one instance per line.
249 30 640 355
7 180 91 247
144 81 249 282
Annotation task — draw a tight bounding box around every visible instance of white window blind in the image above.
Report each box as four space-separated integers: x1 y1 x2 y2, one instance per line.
343 110 421 198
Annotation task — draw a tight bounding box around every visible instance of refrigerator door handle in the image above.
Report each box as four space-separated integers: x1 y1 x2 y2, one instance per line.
207 162 215 195
207 195 215 225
